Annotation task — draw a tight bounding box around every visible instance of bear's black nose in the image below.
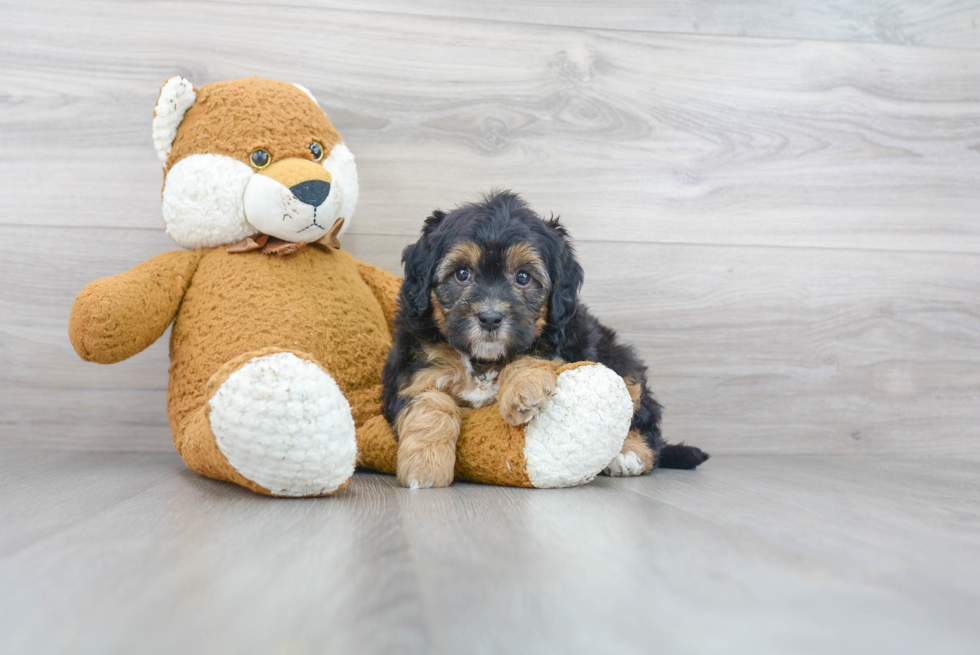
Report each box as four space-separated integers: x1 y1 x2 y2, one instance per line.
290 180 331 207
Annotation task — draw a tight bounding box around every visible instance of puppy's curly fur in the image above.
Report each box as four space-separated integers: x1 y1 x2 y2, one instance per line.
383 190 708 487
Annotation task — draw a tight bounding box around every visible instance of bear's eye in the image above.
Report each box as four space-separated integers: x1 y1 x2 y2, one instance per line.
515 270 531 287
310 142 324 162
454 267 471 283
250 149 271 169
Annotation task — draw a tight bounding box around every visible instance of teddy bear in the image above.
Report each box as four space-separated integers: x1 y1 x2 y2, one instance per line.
68 76 633 496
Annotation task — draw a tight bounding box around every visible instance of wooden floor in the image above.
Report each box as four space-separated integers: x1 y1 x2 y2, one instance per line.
1 450 977 655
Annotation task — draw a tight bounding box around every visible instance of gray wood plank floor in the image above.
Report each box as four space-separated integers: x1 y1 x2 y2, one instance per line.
1 450 978 655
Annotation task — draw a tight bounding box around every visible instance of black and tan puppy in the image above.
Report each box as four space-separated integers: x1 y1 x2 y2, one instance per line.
383 191 708 488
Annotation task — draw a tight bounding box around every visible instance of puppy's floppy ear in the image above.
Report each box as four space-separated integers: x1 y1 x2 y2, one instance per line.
401 210 447 316
543 216 584 350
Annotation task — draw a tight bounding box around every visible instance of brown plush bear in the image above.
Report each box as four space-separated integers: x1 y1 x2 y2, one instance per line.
68 77 633 497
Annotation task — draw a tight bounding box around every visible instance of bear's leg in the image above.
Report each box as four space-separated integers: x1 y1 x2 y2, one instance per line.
356 362 633 488
175 349 357 497
507 361 633 488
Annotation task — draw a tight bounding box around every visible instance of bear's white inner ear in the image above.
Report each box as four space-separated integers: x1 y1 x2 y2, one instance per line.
292 83 319 106
153 76 196 162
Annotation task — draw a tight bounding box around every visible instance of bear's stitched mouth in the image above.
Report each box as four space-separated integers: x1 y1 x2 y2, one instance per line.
296 218 325 234
241 163 343 243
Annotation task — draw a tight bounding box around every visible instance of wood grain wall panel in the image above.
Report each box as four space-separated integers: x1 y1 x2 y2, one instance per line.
3 2 978 456
2 2 979 253
4 228 978 455
199 0 980 49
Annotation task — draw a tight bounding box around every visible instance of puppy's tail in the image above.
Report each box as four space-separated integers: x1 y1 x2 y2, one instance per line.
658 443 710 470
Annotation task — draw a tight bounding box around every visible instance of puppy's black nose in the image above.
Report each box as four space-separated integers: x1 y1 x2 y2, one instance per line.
477 311 504 331
290 180 331 207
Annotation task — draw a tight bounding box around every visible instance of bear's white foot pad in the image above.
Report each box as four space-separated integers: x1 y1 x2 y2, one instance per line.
208 352 357 496
604 450 645 477
522 364 633 488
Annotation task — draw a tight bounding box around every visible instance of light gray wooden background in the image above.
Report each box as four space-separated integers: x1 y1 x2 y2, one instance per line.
2 0 979 456
3 4 980 654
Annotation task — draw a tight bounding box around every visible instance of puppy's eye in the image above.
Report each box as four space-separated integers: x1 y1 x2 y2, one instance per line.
310 142 324 161
250 149 271 169
515 270 531 287
454 267 471 283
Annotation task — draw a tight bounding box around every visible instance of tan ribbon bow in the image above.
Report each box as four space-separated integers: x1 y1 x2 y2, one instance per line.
227 217 345 255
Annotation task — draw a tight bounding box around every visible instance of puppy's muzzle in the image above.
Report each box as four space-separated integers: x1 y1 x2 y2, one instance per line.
477 310 504 332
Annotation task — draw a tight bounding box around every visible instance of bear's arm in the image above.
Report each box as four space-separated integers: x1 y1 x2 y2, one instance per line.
354 260 402 335
69 250 206 364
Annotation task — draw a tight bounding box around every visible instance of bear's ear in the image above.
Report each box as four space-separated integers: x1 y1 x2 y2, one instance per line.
152 76 197 162
291 83 320 106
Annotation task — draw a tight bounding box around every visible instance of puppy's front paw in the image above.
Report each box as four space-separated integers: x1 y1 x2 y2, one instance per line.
396 439 456 488
394 391 461 489
498 359 558 426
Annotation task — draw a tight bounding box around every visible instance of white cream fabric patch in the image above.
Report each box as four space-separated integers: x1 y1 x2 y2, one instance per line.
322 142 358 235
162 153 258 249
523 364 632 488
152 76 196 162
243 172 342 243
208 352 357 497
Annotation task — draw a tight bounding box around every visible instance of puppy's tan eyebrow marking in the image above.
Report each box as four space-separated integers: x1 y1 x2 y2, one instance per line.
505 243 549 287
436 241 482 280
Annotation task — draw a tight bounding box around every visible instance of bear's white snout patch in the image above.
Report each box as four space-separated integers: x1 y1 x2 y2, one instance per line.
244 173 343 243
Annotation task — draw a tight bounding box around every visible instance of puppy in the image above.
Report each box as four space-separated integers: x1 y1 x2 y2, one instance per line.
382 191 709 488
